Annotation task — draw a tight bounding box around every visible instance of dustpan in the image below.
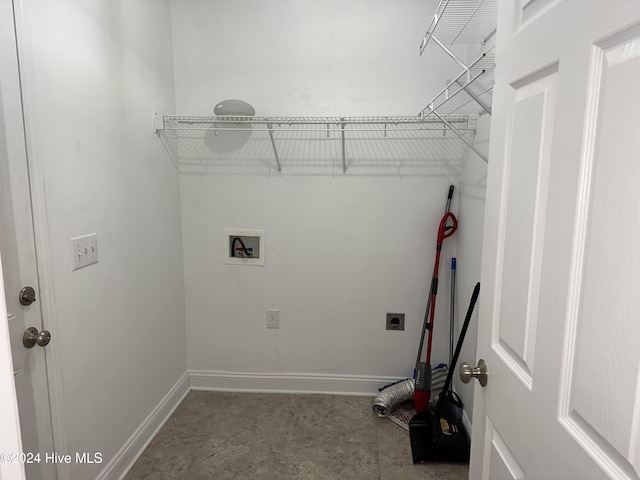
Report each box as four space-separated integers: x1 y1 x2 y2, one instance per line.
409 282 480 464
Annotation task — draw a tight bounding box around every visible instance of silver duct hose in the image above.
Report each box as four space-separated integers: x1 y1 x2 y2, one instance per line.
372 366 449 417
372 378 415 417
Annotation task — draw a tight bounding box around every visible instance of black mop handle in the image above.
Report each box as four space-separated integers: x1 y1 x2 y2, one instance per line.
438 282 480 402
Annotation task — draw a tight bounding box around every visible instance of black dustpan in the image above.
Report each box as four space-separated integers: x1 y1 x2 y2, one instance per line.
409 409 470 463
409 282 480 464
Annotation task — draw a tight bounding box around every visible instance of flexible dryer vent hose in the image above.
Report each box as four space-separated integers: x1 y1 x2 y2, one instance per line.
372 366 449 417
372 379 415 417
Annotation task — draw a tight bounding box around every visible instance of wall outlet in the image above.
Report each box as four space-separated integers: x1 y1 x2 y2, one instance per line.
266 309 279 329
71 233 98 270
386 313 405 331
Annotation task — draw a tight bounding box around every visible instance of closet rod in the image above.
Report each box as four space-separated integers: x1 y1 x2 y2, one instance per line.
161 126 468 134
167 116 470 126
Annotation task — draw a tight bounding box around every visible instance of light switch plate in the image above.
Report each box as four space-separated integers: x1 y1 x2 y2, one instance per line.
71 233 98 270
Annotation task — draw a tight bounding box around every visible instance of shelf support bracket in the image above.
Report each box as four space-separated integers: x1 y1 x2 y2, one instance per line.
266 120 282 173
419 52 486 116
431 36 471 78
454 78 492 115
431 110 488 163
340 118 346 173
152 113 163 134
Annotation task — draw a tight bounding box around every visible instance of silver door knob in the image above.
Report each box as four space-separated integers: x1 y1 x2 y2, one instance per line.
23 327 51 348
459 359 488 386
19 286 36 306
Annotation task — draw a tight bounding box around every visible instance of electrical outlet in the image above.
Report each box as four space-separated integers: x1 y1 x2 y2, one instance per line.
386 313 405 331
266 309 279 329
71 233 98 270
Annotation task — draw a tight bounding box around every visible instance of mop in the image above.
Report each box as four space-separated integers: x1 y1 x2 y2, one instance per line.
414 186 457 413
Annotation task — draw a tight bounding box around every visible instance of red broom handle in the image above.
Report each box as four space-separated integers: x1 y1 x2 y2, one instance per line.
424 212 457 365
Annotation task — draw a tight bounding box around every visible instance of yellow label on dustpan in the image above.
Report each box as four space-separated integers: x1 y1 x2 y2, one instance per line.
440 418 451 435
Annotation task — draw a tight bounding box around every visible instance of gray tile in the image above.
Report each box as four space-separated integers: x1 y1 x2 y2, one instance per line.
375 416 411 446
126 391 469 480
124 455 193 480
162 392 296 440
377 423 425 480
158 391 232 436
124 447 196 480
186 431 291 480
284 440 380 480
196 392 300 440
218 392 300 418
293 395 377 444
423 462 469 480
123 423 212 480
144 431 209 456
214 394 300 437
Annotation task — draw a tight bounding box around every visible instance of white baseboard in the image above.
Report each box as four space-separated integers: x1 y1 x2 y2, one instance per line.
95 371 190 480
189 370 404 396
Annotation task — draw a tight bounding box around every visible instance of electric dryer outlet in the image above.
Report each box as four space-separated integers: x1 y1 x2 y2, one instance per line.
386 313 405 331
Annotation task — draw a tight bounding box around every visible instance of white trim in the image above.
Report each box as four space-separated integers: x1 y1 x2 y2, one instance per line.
11 2 69 477
189 370 404 397
462 407 473 437
95 372 190 480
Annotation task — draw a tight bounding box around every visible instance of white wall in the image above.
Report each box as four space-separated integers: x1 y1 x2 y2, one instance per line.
451 114 490 422
16 1 186 478
171 0 468 117
182 175 456 379
173 0 466 385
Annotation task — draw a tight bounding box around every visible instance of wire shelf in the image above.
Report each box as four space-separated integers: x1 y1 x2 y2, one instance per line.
154 114 480 175
418 0 497 117
420 0 498 49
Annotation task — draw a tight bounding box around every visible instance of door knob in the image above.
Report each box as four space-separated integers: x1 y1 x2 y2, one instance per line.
23 327 51 348
459 359 488 386
19 286 36 306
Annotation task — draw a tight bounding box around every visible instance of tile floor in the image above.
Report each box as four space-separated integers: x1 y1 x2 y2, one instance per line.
125 391 469 480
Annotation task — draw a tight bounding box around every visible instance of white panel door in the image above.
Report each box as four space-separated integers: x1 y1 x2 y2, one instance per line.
0 0 56 478
471 1 640 479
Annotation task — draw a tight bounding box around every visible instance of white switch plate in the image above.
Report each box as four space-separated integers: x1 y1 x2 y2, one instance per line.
70 233 98 270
